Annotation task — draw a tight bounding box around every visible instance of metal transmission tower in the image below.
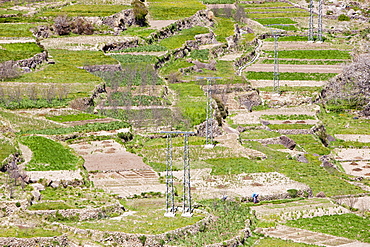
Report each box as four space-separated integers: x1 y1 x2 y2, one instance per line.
196 77 222 148
308 0 314 41
164 134 175 217
160 131 195 217
182 133 192 217
318 0 323 42
273 31 280 92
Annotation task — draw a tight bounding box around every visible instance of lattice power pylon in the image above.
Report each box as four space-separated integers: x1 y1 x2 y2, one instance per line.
182 133 192 217
273 31 280 92
160 131 195 217
196 77 222 148
308 0 314 41
164 134 175 217
318 0 323 42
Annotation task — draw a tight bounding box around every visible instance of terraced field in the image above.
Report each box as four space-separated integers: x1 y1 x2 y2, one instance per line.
0 0 369 246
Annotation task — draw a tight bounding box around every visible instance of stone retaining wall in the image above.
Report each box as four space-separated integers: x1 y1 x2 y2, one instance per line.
0 235 69 247
26 203 124 221
58 212 216 246
15 51 48 70
0 200 28 215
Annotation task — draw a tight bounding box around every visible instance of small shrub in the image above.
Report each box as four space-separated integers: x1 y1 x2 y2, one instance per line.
54 15 71 35
287 189 298 198
138 235 147 246
132 0 148 26
15 202 21 207
117 132 134 142
338 14 350 21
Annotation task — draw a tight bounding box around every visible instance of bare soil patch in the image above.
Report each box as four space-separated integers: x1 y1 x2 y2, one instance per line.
334 134 370 143
69 140 149 171
339 161 370 178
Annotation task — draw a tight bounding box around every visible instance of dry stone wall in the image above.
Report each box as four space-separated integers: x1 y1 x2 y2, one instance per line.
26 203 124 221
0 235 69 247
58 213 216 246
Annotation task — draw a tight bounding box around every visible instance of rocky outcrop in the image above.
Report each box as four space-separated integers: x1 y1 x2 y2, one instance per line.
197 119 223 138
102 9 135 32
238 90 261 111
102 38 141 52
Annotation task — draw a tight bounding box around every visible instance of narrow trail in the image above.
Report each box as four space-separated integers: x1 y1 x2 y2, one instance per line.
214 124 266 159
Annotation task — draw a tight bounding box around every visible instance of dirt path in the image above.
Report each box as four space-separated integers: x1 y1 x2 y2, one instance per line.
334 134 370 143
245 64 343 73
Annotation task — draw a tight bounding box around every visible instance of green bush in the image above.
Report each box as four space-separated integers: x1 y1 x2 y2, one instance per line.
117 132 133 142
338 14 350 21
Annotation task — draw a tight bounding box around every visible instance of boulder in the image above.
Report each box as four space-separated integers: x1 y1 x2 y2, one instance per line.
279 135 296 150
31 190 41 201
238 91 261 111
31 183 45 191
316 191 326 197
296 154 308 163
197 119 223 138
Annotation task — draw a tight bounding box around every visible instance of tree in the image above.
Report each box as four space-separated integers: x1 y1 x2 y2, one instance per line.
54 15 71 35
321 53 370 109
131 0 148 27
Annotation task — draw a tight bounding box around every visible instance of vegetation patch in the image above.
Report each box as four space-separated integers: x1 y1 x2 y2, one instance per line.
246 8 305 13
0 139 16 163
212 17 235 43
0 23 37 37
241 2 292 8
268 124 314 130
205 157 275 175
21 121 130 135
148 0 206 20
159 26 209 49
39 4 130 17
240 129 281 139
46 113 106 122
263 50 351 60
285 214 370 243
68 198 203 234
260 59 347 65
241 142 365 196
170 200 254 246
169 82 206 127
110 44 168 53
0 109 63 132
318 111 370 135
248 12 310 18
13 49 116 84
19 136 81 171
261 114 316 120
246 72 337 81
0 226 61 238
0 42 43 63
